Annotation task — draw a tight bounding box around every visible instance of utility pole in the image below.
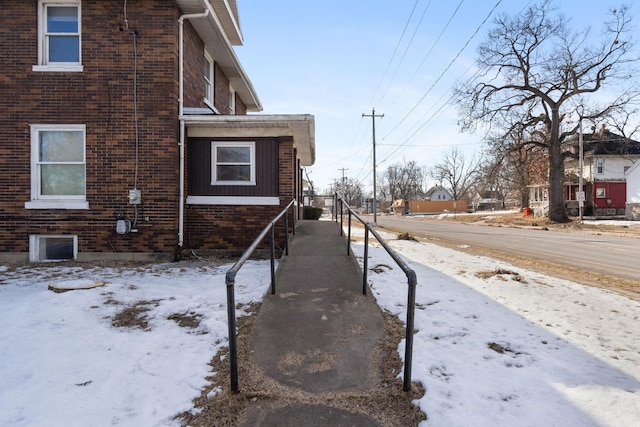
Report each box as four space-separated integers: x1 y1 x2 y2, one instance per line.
579 120 584 223
362 108 384 223
338 168 349 186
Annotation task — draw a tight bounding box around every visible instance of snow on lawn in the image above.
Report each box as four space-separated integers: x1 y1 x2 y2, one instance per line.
348 227 640 427
1 231 639 427
0 261 270 427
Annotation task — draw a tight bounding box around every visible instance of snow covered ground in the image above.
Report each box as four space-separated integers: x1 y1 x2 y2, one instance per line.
1 227 639 426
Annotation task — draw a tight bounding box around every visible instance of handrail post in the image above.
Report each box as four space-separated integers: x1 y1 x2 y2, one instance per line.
403 271 417 392
347 209 352 256
284 210 289 256
292 203 296 236
339 199 344 235
363 227 369 295
270 224 276 295
225 275 239 393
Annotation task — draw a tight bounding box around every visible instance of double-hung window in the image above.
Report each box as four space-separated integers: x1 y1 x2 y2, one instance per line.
211 141 255 185
596 158 604 175
204 50 214 107
26 124 88 209
34 1 82 72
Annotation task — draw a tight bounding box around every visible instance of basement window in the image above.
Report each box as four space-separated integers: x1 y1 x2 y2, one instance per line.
29 235 77 262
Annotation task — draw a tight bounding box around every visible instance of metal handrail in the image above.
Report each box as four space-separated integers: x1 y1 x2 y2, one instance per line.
334 192 417 392
224 199 296 393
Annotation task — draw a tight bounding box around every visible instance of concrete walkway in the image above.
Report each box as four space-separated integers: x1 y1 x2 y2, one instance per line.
238 220 387 426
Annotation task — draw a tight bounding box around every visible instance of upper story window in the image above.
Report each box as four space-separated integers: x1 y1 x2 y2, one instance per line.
25 124 88 209
33 1 83 72
211 141 255 186
596 158 604 174
204 50 214 107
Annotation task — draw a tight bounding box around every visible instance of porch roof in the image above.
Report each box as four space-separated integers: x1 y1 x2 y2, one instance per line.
181 114 316 166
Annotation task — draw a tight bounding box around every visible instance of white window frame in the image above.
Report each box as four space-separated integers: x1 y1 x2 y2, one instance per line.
29 235 78 262
25 124 89 210
204 50 214 107
211 141 255 186
596 158 605 174
229 85 236 114
33 0 83 72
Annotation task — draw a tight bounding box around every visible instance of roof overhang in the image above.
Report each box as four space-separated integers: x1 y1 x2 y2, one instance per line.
181 114 316 166
176 0 262 112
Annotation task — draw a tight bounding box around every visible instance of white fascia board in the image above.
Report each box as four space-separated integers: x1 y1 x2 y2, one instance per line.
182 114 315 165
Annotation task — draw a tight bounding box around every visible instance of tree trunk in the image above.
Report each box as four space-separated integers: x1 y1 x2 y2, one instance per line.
548 110 568 222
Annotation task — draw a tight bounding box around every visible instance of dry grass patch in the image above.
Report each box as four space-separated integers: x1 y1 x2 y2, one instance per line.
476 269 528 283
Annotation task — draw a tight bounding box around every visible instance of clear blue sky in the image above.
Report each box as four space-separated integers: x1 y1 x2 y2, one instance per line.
234 0 640 194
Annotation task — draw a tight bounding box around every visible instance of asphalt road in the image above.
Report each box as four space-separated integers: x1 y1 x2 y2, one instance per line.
373 215 640 285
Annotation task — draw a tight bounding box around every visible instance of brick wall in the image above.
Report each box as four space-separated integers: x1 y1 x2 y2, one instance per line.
0 1 184 259
0 0 268 261
185 139 297 251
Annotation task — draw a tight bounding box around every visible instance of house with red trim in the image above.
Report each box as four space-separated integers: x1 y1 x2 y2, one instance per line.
0 0 315 262
564 128 640 217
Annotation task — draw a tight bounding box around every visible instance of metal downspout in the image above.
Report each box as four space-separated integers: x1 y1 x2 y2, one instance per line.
178 7 210 249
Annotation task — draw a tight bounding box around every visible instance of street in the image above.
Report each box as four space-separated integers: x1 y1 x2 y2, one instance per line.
372 215 640 288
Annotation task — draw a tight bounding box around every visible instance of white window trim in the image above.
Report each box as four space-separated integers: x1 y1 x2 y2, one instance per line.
204 50 214 108
25 124 89 210
33 0 83 72
211 141 256 186
596 158 605 174
229 85 236 114
29 234 78 262
186 196 279 206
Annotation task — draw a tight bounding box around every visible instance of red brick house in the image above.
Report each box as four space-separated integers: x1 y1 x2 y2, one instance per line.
0 0 315 262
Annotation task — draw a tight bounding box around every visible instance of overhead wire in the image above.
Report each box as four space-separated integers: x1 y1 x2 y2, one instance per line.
381 0 503 146
368 0 421 106
374 0 433 105
401 0 465 94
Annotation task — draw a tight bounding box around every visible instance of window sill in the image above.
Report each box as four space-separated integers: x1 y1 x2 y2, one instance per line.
32 64 84 73
186 196 279 206
25 200 89 210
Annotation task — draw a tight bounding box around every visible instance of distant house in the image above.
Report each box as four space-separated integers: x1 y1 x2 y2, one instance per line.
0 1 315 262
472 191 503 211
626 161 640 220
425 185 453 201
564 128 640 217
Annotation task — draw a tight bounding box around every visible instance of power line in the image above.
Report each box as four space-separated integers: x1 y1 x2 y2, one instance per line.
369 0 421 106
375 0 433 105
382 0 503 142
402 0 465 93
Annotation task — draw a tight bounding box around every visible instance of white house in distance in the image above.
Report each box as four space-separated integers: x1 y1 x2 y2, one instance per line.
626 161 640 220
425 185 453 201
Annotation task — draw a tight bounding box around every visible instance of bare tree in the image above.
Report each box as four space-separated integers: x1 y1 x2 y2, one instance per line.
378 160 426 201
330 177 364 207
455 1 639 222
484 123 550 209
430 147 482 202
